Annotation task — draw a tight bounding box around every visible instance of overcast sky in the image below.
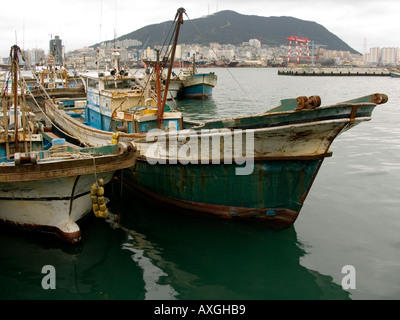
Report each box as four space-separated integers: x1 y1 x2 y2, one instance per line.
1 0 399 58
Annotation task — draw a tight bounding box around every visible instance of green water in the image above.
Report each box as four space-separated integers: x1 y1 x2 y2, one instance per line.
1 68 399 300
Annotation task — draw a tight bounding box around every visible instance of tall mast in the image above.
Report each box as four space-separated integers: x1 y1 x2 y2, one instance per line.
158 8 185 127
11 45 19 151
155 50 162 116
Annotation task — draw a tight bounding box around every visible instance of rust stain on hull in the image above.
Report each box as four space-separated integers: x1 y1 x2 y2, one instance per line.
121 179 300 229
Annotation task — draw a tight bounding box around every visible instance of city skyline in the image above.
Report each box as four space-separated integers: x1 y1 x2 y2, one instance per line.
1 0 400 58
16 37 399 70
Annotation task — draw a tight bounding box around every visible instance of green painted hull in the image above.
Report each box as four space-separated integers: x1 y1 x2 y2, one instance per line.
118 94 388 228
122 155 327 228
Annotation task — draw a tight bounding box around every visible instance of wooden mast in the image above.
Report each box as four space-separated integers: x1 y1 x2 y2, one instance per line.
157 7 185 128
11 45 19 151
155 50 162 117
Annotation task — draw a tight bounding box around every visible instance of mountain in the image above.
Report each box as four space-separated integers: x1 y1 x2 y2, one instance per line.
98 10 359 54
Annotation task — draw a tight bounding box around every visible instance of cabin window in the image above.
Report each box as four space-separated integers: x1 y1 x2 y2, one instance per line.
87 79 99 89
104 79 136 89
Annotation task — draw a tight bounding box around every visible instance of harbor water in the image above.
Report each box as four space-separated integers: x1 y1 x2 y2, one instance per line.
1 68 399 300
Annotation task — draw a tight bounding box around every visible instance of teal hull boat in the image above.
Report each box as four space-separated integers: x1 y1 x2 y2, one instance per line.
180 73 217 99
116 93 387 228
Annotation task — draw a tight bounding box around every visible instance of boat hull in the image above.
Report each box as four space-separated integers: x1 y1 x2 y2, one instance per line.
162 80 182 100
0 172 113 242
119 95 385 227
181 73 217 98
0 143 137 243
121 155 327 228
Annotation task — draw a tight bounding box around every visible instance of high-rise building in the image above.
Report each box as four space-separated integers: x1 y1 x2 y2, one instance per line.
49 35 63 65
365 47 400 65
381 47 398 65
32 48 45 65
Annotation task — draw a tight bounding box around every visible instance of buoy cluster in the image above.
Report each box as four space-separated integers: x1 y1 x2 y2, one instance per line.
111 132 120 145
91 178 108 218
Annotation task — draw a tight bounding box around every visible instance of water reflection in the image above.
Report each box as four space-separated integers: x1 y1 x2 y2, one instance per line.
0 218 146 299
107 189 351 300
107 216 179 300
0 182 351 300
172 98 218 121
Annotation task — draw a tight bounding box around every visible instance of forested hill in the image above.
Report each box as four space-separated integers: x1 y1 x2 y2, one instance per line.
97 10 358 54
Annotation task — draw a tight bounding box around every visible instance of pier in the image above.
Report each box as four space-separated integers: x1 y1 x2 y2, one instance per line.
278 67 391 76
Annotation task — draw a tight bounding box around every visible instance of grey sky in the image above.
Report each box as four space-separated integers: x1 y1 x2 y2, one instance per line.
1 0 399 57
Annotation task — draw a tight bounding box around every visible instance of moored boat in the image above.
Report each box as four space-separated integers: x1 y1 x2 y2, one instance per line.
23 48 86 100
120 93 388 228
0 45 137 243
389 67 400 77
178 54 217 99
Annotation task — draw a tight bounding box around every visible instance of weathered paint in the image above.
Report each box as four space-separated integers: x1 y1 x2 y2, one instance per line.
121 155 326 228
0 138 137 242
181 73 217 98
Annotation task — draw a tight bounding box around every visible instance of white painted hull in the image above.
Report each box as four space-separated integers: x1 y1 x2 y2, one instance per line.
0 171 114 242
162 80 182 100
0 139 137 243
137 117 368 163
45 95 378 163
183 73 217 88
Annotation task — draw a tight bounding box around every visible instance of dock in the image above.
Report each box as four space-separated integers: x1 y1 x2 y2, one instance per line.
278 67 391 76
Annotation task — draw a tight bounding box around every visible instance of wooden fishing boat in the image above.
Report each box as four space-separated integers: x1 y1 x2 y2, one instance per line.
161 77 182 100
41 9 388 229
150 70 182 100
23 49 86 101
120 93 388 228
0 45 137 243
178 54 217 99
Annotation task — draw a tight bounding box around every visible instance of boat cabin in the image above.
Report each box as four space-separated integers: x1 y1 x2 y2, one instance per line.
62 70 183 134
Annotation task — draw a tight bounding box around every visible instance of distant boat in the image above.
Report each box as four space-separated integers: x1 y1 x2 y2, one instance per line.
178 54 217 99
151 70 182 100
40 8 389 229
0 45 137 243
23 48 86 101
164 77 182 100
389 67 400 77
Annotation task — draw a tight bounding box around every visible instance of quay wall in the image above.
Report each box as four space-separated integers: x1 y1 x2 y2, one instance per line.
278 68 390 76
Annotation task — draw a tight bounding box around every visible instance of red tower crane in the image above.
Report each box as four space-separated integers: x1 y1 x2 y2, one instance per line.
286 36 311 64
